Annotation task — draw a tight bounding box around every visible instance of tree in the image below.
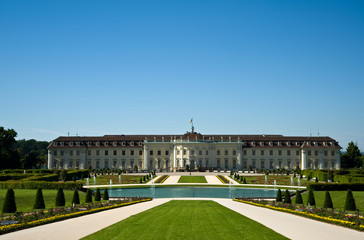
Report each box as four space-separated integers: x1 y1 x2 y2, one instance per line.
72 189 80 204
55 188 66 206
0 126 21 169
102 188 109 200
85 189 92 203
323 191 333 209
94 188 101 201
2 189 16 213
341 142 362 168
134 165 138 172
295 190 303 205
307 189 316 206
284 190 291 203
276 189 282 202
33 188 46 209
185 164 190 172
345 189 356 211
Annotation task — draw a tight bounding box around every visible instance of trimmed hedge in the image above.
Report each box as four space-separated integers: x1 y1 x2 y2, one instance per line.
65 170 90 181
307 183 364 191
0 174 35 181
0 181 83 190
24 174 59 182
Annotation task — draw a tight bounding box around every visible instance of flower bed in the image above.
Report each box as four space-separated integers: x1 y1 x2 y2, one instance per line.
234 198 364 231
154 175 169 183
217 175 230 184
0 197 151 235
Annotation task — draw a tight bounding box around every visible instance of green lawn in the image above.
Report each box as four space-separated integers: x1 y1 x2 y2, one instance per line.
0 189 86 212
243 175 308 186
82 175 146 185
82 200 288 240
178 176 207 183
293 191 364 212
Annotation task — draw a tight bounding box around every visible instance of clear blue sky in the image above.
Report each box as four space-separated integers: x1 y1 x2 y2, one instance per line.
1 0 363 151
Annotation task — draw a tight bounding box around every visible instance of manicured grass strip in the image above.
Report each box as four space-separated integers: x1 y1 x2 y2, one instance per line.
81 200 288 240
178 176 207 183
0 189 87 213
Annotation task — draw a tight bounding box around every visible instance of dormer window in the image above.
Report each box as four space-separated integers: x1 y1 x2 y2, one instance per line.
331 141 335 146
61 142 64 146
122 141 126 146
138 141 143 146
105 141 109 146
54 142 58 146
96 141 100 146
269 141 273 146
113 141 117 146
307 142 311 146
251 141 255 146
296 142 300 146
278 142 282 146
323 141 327 146
287 141 290 146
243 141 247 146
130 141 134 146
314 141 318 146
70 142 73 146
76 142 80 146
88 142 91 147
260 141 264 146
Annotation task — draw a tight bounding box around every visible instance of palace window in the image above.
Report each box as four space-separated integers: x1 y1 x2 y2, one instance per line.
122 141 126 146
105 141 109 146
131 150 134 155
76 142 80 146
88 142 91 146
177 150 180 155
183 150 186 155
76 151 80 156
113 141 117 146
139 150 143 155
252 150 256 156
287 150 291 156
261 150 264 156
61 142 64 146
278 150 282 156
243 150 247 155
224 150 228 155
296 151 300 156
260 141 264 146
233 150 236 155
130 141 134 146
217 150 220 155
206 150 208 155
122 150 125 155
269 150 273 156
165 150 169 155
324 151 328 156
269 141 273 146
70 150 73 156
87 150 91 156
54 151 57 156
150 150 153 156
199 150 202 155
308 150 311 156
287 141 290 146
96 150 100 156
105 150 108 156
277 142 282 146
331 151 335 156
60 151 64 156
251 141 255 146
54 142 58 146
96 141 100 146
158 150 161 156
315 151 318 156
113 150 117 156
70 142 73 146
296 142 300 146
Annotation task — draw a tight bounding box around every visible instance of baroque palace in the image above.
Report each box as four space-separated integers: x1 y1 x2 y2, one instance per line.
48 129 341 171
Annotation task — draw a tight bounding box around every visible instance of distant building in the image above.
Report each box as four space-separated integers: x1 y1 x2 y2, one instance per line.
48 130 341 171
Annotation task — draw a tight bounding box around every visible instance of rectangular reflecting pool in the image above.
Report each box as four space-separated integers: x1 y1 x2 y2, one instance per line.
106 187 278 199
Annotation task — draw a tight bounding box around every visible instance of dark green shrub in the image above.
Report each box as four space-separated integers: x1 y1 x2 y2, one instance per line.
72 189 80 204
345 189 356 211
283 190 291 203
307 189 316 206
55 188 65 206
94 188 101 201
315 177 318 182
102 188 109 200
307 183 364 191
323 191 333 209
276 189 282 202
0 181 83 190
2 189 16 213
139 178 142 183
143 176 146 182
85 189 92 203
33 188 45 209
294 190 303 205
243 177 247 184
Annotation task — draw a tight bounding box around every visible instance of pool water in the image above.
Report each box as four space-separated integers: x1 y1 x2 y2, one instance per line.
107 187 278 199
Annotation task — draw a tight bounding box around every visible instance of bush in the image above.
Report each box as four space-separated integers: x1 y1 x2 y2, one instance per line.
243 177 247 184
139 178 142 183
94 188 101 201
294 190 303 205
72 189 80 204
103 188 109 200
55 188 66 206
2 189 16 213
24 174 59 182
276 189 282 202
85 189 92 203
283 190 291 203
33 188 45 209
307 183 364 191
323 191 333 209
345 189 356 211
307 189 316 206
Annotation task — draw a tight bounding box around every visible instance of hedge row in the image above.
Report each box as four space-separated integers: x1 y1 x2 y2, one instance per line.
0 181 83 190
307 183 364 191
1 169 55 174
0 174 35 181
65 170 90 181
334 175 364 183
23 174 59 182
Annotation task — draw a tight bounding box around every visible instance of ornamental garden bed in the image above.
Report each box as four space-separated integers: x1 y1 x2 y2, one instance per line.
217 175 230 184
154 175 169 183
83 174 150 185
236 175 308 186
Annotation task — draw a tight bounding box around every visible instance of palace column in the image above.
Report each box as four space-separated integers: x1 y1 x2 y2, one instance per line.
80 149 86 169
64 150 69 169
301 149 307 170
48 150 53 169
173 145 177 171
237 146 242 170
143 145 149 170
319 151 324 169
335 150 340 169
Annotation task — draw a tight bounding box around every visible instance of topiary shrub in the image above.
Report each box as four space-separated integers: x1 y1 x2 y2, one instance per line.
295 190 303 205
243 177 247 184
345 189 356 211
94 188 101 201
315 177 318 182
307 189 316 206
139 178 142 183
85 189 92 203
283 189 291 203
323 191 333 209
72 189 80 204
103 188 109 200
2 189 16 213
143 176 146 182
33 188 45 209
55 188 65 206
276 189 282 202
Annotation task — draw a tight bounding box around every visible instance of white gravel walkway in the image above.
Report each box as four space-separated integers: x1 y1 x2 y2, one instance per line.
162 175 180 184
205 175 223 184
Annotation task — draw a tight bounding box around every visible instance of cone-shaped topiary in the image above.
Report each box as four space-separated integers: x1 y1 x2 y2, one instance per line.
2 189 16 213
143 176 146 182
33 188 45 209
103 188 109 200
72 189 80 204
139 178 143 183
345 189 356 211
94 188 101 201
85 189 92 203
243 177 247 184
295 190 303 205
323 191 333 209
283 189 291 203
307 189 316 206
55 188 66 207
276 189 282 202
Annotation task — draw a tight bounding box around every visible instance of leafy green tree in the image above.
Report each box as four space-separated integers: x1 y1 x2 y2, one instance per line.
323 191 333 209
85 189 92 203
102 188 109 200
55 188 66 206
33 188 45 209
345 189 356 211
283 190 291 203
307 189 316 206
94 188 101 201
341 142 362 168
2 189 16 213
276 189 282 202
294 190 303 205
0 126 21 169
72 189 80 204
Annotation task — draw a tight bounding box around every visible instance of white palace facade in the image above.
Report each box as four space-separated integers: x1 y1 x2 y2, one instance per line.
48 131 341 171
